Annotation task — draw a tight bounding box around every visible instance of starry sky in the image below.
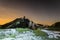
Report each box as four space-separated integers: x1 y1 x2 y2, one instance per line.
0 0 60 25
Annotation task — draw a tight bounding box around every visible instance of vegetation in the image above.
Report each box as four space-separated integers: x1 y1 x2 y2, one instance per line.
33 28 48 37
0 28 60 40
16 28 48 37
48 22 60 31
9 34 16 38
0 16 60 40
16 28 30 33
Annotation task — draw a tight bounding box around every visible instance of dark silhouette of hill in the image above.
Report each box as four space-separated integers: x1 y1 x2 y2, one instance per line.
51 22 60 28
48 22 60 31
0 16 44 29
0 16 60 30
1 16 30 29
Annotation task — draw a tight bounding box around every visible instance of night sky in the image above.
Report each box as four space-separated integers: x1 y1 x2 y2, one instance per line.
0 0 60 25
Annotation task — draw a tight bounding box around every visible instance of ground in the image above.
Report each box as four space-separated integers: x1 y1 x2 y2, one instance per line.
0 28 60 40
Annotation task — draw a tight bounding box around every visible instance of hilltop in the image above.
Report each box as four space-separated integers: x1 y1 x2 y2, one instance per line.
0 16 44 29
0 16 60 31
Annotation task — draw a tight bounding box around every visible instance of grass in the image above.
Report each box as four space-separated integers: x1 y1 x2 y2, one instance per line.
0 28 59 40
10 34 16 38
0 28 48 37
33 28 48 37
0 34 5 39
48 28 60 31
0 29 5 31
16 28 48 37
16 28 30 33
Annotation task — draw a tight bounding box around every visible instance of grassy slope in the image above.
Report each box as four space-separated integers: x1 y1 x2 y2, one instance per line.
16 28 48 37
0 28 60 40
